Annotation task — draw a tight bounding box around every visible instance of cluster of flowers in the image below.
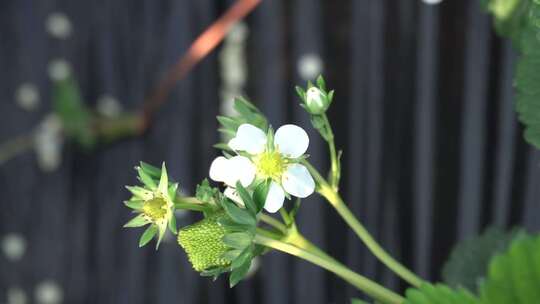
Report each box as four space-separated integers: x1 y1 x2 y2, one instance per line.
123 77 333 285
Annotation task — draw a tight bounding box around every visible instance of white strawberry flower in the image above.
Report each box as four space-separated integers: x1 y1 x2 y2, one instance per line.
209 123 315 213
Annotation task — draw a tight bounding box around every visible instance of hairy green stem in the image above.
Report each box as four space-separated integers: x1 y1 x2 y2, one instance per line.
303 161 424 287
254 234 404 304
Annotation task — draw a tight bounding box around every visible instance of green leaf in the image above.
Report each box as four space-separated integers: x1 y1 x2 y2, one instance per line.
403 283 479 304
442 227 521 292
222 232 253 250
221 199 256 226
486 0 540 149
235 182 256 215
139 225 158 247
351 299 369 304
479 234 540 304
123 214 149 228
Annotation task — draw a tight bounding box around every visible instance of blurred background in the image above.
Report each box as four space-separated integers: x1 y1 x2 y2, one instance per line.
1 0 539 303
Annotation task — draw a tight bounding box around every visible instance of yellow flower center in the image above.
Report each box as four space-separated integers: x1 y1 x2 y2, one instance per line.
255 150 286 180
142 196 168 222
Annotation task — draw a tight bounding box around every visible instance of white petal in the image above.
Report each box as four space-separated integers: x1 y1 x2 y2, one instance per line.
282 164 315 198
228 124 267 154
264 182 285 213
224 187 244 206
274 124 309 158
227 156 256 187
209 156 230 182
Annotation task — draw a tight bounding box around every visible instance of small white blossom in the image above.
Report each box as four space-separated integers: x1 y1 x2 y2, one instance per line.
210 124 315 213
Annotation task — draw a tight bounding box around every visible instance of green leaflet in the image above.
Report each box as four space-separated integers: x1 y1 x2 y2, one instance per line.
442 227 521 292
479 234 540 304
403 283 479 304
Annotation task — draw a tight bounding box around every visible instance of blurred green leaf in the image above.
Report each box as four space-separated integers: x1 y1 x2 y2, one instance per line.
52 77 96 149
442 227 522 292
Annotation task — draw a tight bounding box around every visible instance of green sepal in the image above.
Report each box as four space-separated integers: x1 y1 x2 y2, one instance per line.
218 217 251 233
235 182 257 215
316 75 327 91
196 179 220 205
221 199 256 227
139 161 161 178
124 214 149 228
168 183 178 201
157 162 168 194
124 199 144 210
229 258 251 288
137 166 157 189
222 232 253 250
168 212 177 234
139 225 158 247
125 186 152 200
253 180 270 213
222 249 242 262
295 86 306 101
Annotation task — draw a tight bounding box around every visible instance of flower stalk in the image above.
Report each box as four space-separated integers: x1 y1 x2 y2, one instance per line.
253 233 404 304
303 160 425 288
